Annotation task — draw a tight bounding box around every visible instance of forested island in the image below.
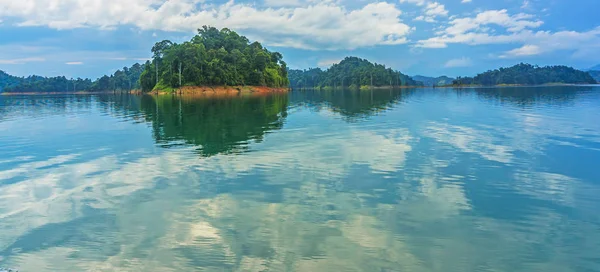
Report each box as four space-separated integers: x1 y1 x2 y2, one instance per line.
452 63 597 86
139 26 289 93
0 64 143 93
288 57 422 90
1 26 289 94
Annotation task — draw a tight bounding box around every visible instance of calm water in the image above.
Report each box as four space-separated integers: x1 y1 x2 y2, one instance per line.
1 87 600 271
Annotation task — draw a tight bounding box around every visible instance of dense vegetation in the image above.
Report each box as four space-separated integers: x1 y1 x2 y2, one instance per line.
0 64 144 93
0 71 23 91
452 63 597 86
411 75 454 87
139 26 289 92
288 57 421 90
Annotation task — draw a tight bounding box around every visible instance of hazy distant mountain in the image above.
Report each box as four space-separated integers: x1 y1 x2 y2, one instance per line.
411 75 455 87
588 64 600 71
587 71 600 83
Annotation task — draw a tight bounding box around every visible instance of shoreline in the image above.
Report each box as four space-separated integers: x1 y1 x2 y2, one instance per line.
150 86 289 95
0 86 289 96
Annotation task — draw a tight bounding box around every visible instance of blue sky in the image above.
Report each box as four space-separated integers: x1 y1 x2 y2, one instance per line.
0 0 599 79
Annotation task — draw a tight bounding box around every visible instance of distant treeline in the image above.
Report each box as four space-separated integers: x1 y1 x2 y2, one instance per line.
288 57 422 90
0 64 143 93
452 63 597 86
139 26 289 92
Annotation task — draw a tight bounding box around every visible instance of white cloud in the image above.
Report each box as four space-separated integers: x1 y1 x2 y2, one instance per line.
264 0 302 7
425 2 448 17
415 9 600 58
399 0 427 6
444 57 472 67
461 0 472 3
0 57 45 64
499 44 541 58
65 61 83 65
0 0 412 50
317 58 342 68
406 1 448 23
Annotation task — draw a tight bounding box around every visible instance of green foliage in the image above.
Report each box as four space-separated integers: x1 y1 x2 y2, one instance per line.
0 70 24 92
452 63 597 86
288 57 422 89
1 63 144 93
141 26 289 92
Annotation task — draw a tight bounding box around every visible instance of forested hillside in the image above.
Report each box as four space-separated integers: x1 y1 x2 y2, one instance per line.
411 75 454 87
139 26 289 92
0 70 23 91
452 63 596 86
288 57 421 89
0 64 144 93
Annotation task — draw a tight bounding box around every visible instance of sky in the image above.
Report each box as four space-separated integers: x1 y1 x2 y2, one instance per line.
0 0 599 79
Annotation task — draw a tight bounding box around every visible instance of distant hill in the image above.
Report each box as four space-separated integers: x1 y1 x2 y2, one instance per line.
0 64 144 93
588 64 600 71
588 70 600 83
288 57 421 89
0 70 23 92
452 63 597 86
411 75 455 87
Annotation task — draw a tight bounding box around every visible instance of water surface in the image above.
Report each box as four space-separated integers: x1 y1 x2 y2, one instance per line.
1 87 599 271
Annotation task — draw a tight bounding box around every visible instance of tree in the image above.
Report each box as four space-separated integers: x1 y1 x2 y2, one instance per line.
139 26 289 92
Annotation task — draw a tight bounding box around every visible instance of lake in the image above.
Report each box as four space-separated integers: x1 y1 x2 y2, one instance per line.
1 86 599 271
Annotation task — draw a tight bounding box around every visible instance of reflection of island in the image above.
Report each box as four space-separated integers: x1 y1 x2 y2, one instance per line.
458 86 596 107
138 93 289 157
291 89 413 120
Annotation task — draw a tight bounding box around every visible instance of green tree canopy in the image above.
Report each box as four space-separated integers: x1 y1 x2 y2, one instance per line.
288 57 422 89
1 63 144 93
141 26 289 92
453 63 597 86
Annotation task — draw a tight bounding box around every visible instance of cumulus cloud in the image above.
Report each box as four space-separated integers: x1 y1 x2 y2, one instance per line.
403 0 448 23
0 0 412 50
461 0 472 3
416 9 600 58
499 44 541 58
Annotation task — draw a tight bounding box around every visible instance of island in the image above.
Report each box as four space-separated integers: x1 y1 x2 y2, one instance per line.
288 57 422 90
0 64 143 94
139 26 289 94
0 26 289 95
451 63 597 86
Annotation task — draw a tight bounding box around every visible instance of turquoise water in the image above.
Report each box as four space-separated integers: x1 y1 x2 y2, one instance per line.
0 87 599 271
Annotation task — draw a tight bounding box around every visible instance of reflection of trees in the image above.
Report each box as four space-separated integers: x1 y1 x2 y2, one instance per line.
458 86 596 108
0 95 94 122
290 89 413 121
137 93 289 157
